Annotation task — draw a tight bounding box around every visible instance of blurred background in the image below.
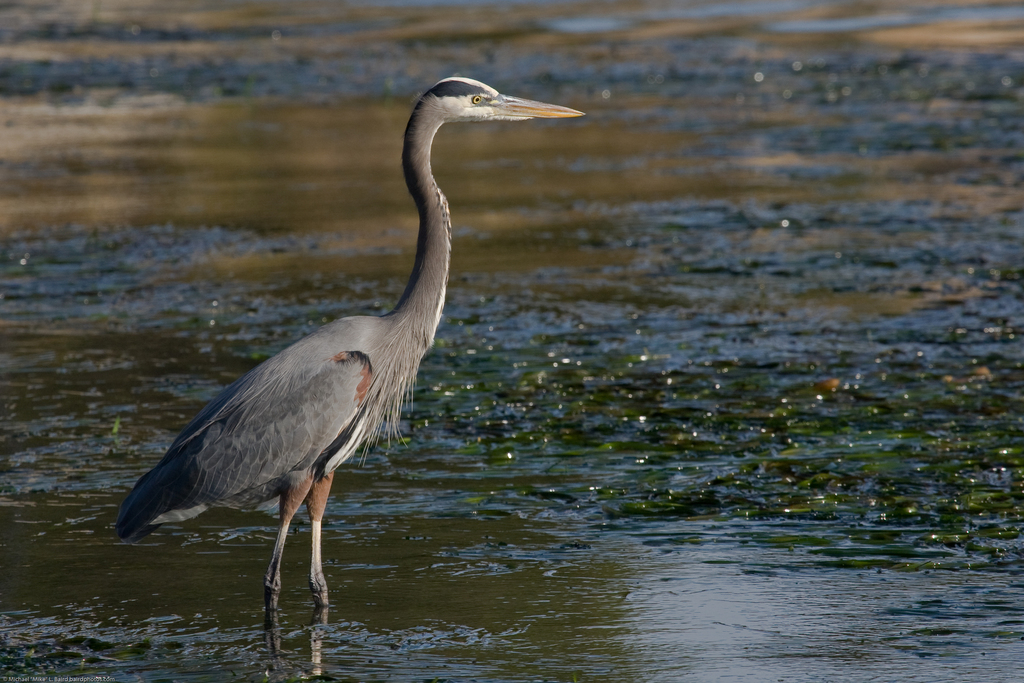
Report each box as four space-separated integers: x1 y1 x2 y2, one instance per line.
2 1 1024 681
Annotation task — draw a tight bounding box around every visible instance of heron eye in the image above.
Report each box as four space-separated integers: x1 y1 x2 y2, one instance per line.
472 95 483 104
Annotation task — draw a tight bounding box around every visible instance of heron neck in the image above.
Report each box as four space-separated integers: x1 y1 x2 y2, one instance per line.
391 109 450 346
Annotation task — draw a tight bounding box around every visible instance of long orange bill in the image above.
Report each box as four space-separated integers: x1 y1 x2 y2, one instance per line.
496 95 585 119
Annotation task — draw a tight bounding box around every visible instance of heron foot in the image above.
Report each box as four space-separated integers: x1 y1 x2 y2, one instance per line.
264 569 282 611
309 572 329 609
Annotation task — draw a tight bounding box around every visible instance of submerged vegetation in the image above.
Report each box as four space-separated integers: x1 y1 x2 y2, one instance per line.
413 199 1024 573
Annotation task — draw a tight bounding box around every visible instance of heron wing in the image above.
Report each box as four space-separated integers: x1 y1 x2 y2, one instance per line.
116 340 372 542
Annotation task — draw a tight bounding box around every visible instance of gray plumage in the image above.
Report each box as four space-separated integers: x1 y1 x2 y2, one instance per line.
115 76 583 610
117 321 375 541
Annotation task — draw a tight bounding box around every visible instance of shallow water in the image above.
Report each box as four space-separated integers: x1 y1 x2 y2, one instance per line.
3 0 1024 681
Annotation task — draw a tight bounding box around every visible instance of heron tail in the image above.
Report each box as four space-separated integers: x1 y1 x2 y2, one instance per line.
116 460 194 543
116 471 166 543
116 519 161 543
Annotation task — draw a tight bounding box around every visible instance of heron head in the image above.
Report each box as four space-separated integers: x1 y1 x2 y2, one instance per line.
419 76 584 123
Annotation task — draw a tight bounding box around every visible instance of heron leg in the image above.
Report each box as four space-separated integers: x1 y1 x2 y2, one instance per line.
264 477 313 610
305 471 335 608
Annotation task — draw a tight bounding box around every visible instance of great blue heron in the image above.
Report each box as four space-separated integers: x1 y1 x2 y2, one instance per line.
116 77 583 610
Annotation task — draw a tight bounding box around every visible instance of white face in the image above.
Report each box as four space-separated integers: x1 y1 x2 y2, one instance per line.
429 78 523 123
423 76 584 123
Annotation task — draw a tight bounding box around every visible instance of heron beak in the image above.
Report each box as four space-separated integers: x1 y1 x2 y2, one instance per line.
497 95 585 119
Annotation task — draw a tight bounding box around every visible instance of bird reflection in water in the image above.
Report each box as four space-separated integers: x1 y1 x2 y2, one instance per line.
263 605 329 676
